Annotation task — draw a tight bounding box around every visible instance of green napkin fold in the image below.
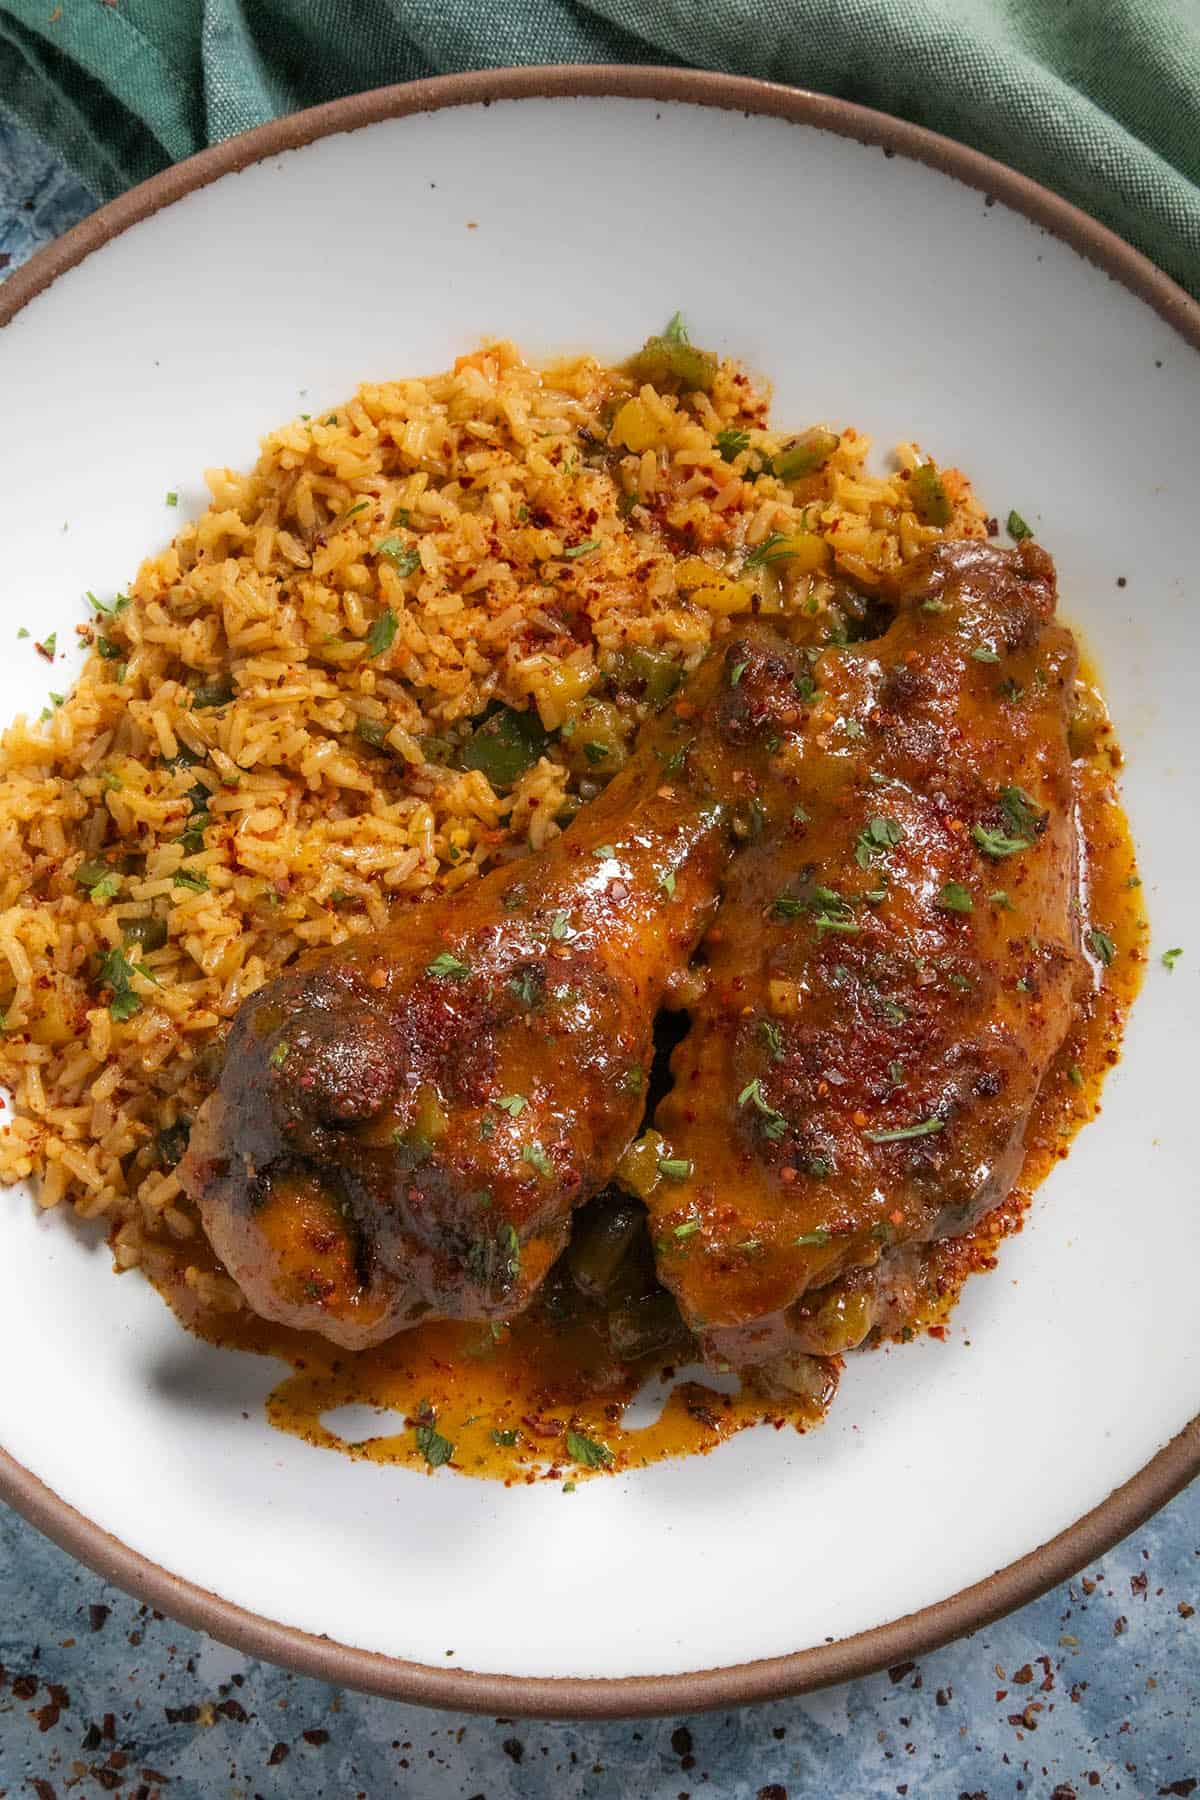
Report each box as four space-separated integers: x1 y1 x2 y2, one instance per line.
2 0 1198 299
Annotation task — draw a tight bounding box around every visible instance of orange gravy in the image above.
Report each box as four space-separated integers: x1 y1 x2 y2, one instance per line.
151 697 1146 1485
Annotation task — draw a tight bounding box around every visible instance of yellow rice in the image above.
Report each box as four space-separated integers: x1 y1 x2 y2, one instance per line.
0 337 986 1290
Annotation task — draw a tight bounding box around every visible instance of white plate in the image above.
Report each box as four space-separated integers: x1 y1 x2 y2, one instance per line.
1 71 1198 1715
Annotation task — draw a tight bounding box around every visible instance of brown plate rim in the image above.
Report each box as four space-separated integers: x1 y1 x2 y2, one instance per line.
1 64 1197 1720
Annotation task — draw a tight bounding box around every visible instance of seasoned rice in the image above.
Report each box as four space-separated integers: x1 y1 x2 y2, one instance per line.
0 336 986 1288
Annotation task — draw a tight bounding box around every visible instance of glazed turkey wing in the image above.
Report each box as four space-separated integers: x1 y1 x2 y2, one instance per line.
181 631 807 1348
643 542 1086 1389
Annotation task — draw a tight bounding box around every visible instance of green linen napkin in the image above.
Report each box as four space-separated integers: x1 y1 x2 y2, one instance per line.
1 0 1197 298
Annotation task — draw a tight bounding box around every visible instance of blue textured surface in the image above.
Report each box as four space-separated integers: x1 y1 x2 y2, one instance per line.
1 113 1196 1798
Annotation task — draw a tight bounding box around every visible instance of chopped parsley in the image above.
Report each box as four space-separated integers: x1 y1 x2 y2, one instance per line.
972 823 1030 858
565 1428 613 1469
1162 946 1184 971
563 539 599 559
366 609 398 658
938 881 973 913
592 844 616 860
268 1041 290 1068
583 741 609 766
810 887 862 934
491 1428 518 1448
737 1078 787 1140
165 491 178 507
657 1156 693 1181
426 951 470 980
376 537 421 577
97 947 143 1022
1000 785 1045 838
1086 926 1116 967
970 646 1000 663
172 869 210 892
623 1065 644 1093
1007 509 1033 541
658 868 676 899
759 1018 784 1060
16 627 29 639
863 1117 945 1144
854 815 903 868
522 1142 552 1177
843 717 865 740
414 1421 454 1468
508 968 540 1008
715 428 751 462
75 862 121 903
990 889 1013 909
495 1094 527 1118
1067 1064 1084 1087
548 910 573 941
729 660 749 687
794 1229 831 1247
674 1219 701 1239
40 632 57 657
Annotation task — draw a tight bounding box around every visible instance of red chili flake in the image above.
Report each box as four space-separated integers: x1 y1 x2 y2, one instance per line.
302 1727 330 1746
88 1604 111 1633
268 1743 290 1764
887 1661 916 1684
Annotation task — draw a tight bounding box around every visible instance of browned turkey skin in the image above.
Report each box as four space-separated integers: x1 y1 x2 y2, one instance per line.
179 633 809 1348
184 540 1085 1379
641 541 1086 1393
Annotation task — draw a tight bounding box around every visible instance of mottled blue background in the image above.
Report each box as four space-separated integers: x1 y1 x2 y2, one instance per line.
1 107 1196 1800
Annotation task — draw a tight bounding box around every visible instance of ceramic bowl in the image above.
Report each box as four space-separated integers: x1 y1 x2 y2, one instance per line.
1 69 1197 1717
